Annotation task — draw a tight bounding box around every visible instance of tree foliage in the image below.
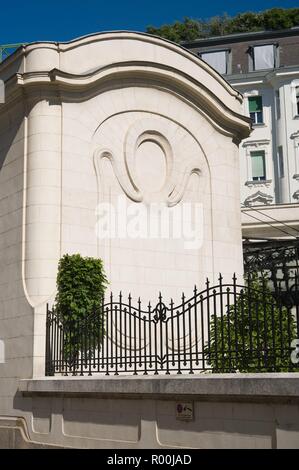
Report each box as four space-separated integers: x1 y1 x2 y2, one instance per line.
146 8 299 42
205 276 297 373
54 254 108 365
147 17 206 42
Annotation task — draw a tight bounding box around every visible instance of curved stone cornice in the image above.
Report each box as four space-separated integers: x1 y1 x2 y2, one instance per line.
15 31 243 100
7 60 251 142
0 32 249 114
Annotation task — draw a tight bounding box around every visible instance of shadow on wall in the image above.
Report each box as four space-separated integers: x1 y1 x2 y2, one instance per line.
0 109 24 172
13 391 281 448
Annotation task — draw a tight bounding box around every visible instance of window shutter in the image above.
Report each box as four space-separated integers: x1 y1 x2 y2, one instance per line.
254 45 275 70
248 96 262 113
251 151 265 179
201 51 227 74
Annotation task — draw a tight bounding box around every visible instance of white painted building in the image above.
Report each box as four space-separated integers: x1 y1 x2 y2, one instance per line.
185 29 299 238
236 62 299 207
0 32 254 448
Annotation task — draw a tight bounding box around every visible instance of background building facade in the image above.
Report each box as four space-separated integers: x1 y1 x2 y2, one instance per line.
185 28 299 239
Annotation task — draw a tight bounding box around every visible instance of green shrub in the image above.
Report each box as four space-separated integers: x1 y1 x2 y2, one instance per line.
54 254 108 365
205 276 297 372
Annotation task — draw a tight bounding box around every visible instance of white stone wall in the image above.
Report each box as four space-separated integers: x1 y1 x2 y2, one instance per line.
0 100 34 417
0 32 250 423
60 90 243 303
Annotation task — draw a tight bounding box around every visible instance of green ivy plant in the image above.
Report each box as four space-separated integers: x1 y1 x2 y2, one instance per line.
205 276 297 373
54 254 108 367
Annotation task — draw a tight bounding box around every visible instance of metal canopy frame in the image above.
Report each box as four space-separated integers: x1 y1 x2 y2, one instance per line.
243 238 299 304
0 43 25 63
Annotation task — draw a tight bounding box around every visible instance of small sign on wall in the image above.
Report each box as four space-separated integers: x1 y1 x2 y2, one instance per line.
176 402 194 421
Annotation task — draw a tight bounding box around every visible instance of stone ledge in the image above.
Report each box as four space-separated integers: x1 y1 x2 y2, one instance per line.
19 373 299 403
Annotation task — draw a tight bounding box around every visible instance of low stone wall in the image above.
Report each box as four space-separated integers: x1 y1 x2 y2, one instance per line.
2 374 299 449
0 418 59 449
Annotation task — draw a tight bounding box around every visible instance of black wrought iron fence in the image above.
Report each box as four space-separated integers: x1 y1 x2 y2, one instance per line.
45 274 299 376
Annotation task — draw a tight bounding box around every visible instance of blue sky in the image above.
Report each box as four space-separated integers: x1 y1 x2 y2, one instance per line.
1 0 299 44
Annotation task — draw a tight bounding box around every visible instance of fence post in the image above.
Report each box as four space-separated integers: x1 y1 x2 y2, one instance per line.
45 304 54 376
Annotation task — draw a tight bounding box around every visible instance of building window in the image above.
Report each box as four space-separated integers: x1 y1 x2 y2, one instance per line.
248 96 263 124
252 44 275 71
290 81 299 118
278 146 284 178
251 150 266 181
275 90 281 120
200 50 227 74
